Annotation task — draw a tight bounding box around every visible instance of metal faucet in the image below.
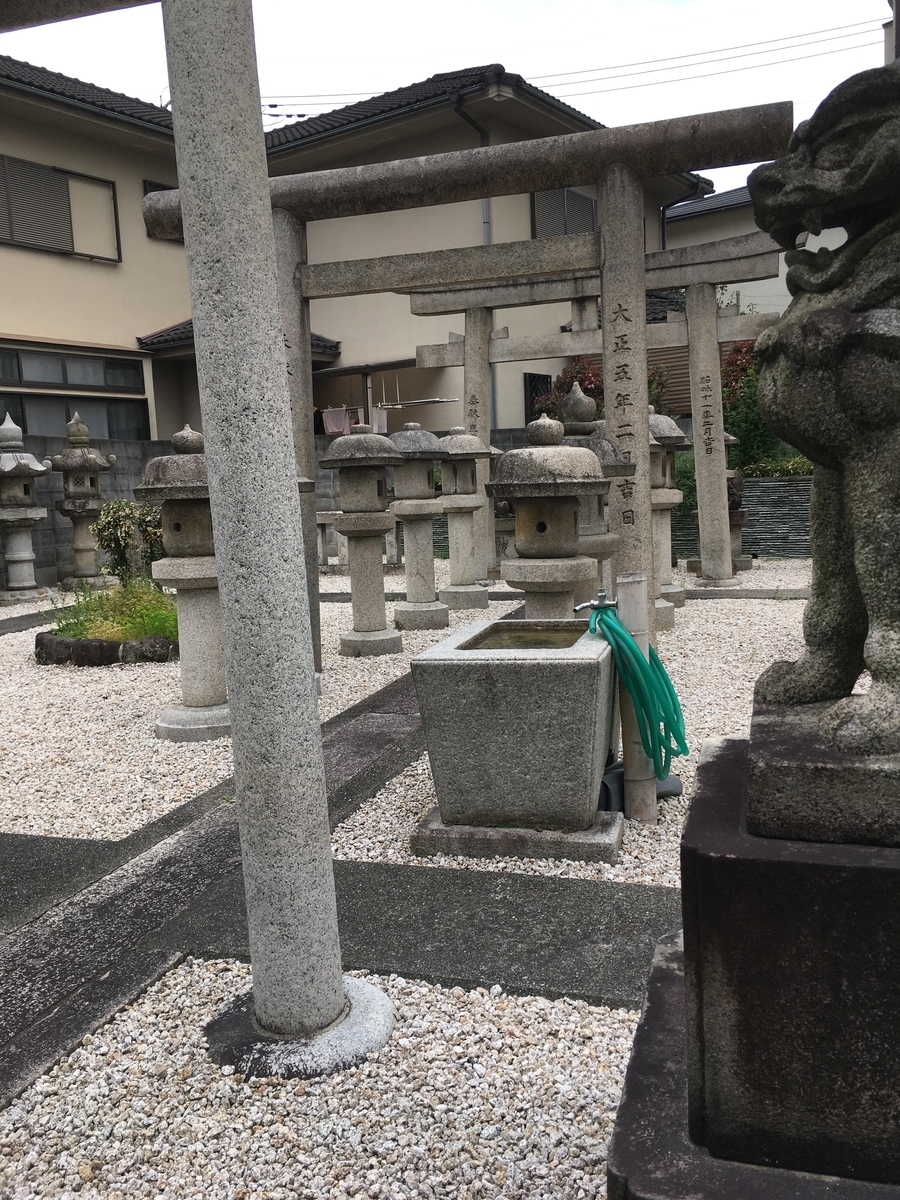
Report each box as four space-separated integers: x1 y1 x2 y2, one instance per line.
573 589 618 614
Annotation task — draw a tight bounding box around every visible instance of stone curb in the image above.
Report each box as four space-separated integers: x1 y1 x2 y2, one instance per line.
319 590 524 603
33 631 178 666
684 587 809 601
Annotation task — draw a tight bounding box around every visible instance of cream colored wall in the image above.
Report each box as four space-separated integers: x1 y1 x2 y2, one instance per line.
0 97 190 351
664 205 846 315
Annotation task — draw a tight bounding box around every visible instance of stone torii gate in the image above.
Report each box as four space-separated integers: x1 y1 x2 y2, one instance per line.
145 109 791 635
413 229 784 595
8 0 790 1074
142 76 789 1050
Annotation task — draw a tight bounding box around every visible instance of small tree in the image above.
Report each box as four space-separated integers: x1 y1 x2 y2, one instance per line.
91 501 165 584
720 341 785 470
536 358 670 422
535 357 603 421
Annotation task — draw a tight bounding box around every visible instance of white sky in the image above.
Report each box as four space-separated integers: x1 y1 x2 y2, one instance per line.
0 0 891 193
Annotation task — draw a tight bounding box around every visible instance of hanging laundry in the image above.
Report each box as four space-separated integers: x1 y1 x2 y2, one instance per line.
322 407 351 436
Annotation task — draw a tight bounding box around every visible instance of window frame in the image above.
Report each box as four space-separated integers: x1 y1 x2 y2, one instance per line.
0 155 122 264
0 391 150 441
0 347 144 394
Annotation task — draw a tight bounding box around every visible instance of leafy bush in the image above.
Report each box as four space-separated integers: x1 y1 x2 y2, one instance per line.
535 358 669 421
720 341 787 470
675 450 697 508
51 581 177 643
741 456 814 478
91 501 164 584
536 357 603 420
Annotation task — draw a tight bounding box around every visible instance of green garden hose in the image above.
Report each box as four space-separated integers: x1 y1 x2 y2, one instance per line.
587 602 689 781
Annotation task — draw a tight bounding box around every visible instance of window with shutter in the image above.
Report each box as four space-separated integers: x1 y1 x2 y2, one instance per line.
532 187 597 238
0 156 120 261
3 157 73 253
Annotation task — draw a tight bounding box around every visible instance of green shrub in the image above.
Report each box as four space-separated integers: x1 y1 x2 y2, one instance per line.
675 450 697 508
720 341 789 469
741 456 814 478
52 581 177 643
90 501 164 584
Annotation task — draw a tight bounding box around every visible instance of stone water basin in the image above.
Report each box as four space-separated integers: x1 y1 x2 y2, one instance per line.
411 619 615 831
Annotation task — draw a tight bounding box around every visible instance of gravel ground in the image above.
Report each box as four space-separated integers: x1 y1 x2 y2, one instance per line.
0 961 637 1200
673 556 811 590
0 562 823 1198
0 588 520 840
0 591 67 621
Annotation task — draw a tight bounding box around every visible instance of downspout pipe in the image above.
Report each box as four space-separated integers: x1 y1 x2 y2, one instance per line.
449 89 497 430
449 89 491 246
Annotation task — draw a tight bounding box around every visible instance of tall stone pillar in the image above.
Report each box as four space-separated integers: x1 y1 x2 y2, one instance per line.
463 307 493 580
160 0 393 1064
599 164 656 629
272 208 323 672
686 282 740 586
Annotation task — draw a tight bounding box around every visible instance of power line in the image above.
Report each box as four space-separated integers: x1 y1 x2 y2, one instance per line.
256 19 885 107
550 39 882 99
537 28 883 90
530 19 884 82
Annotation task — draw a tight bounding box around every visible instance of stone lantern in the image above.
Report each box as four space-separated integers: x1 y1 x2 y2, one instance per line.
557 382 630 605
648 409 691 623
319 424 404 656
49 412 116 586
0 413 50 604
487 413 606 619
436 426 492 611
134 425 229 741
388 422 449 630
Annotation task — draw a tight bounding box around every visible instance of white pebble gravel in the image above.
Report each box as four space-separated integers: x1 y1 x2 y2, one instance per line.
673 556 811 590
0 560 830 1198
0 575 520 840
0 960 637 1200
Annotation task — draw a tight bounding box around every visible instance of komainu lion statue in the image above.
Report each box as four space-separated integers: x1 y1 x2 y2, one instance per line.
748 60 900 754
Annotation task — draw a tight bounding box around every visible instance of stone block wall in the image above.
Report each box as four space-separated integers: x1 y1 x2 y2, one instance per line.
671 475 812 559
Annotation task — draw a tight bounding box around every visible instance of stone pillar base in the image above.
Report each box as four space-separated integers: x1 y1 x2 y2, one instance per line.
654 597 675 630
60 575 115 592
692 573 742 588
659 584 685 608
393 600 450 630
0 586 50 606
438 583 490 610
411 805 623 864
339 628 403 657
205 976 395 1081
155 702 231 742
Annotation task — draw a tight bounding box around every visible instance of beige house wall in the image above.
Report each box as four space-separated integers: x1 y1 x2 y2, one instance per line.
0 93 190 351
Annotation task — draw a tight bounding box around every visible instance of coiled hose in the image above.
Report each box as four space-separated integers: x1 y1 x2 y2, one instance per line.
588 605 689 781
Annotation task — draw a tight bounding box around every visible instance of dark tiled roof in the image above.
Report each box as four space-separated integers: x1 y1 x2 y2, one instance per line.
665 185 751 221
0 53 173 132
562 289 684 332
138 320 340 356
265 64 600 152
